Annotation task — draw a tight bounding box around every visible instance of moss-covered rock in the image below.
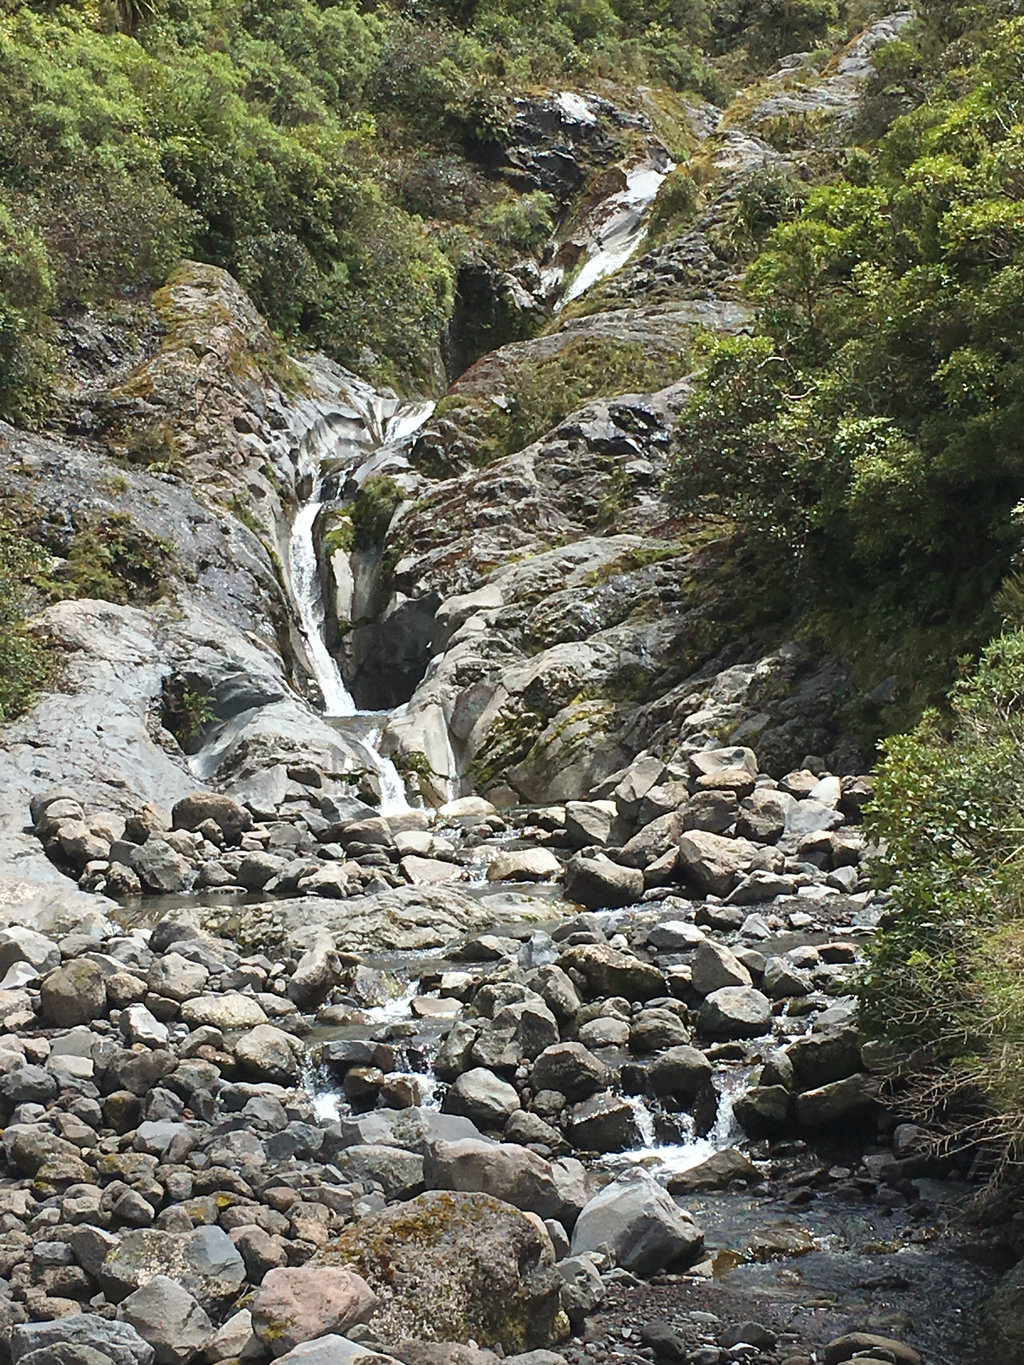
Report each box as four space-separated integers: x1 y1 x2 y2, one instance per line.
316 1190 566 1349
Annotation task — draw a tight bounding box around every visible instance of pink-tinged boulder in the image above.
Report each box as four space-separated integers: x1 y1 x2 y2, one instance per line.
251 1266 378 1357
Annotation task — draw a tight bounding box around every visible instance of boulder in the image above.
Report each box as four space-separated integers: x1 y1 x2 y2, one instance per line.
564 802 618 849
0 926 60 979
251 1266 379 1357
147 953 209 1003
785 1026 862 1089
556 944 663 1002
823 1335 921 1365
563 854 643 910
666 1148 759 1193
172 792 253 843
117 1275 213 1365
565 1092 638 1152
443 1068 520 1128
180 993 267 1030
11 1316 155 1365
677 831 772 899
793 1074 881 1129
334 1144 425 1201
698 987 772 1041
424 1139 586 1226
40 960 107 1026
648 1046 714 1100
487 849 562 882
571 1171 703 1274
334 1107 483 1155
234 1024 301 1083
317 1191 563 1349
132 840 193 895
690 940 751 996
531 1044 608 1101
100 1226 247 1309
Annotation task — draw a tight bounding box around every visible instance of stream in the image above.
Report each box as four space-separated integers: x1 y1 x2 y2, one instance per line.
261 166 996 1364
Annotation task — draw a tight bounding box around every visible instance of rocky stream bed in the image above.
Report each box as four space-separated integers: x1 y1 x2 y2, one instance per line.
1 10 1020 1362
0 748 1001 1365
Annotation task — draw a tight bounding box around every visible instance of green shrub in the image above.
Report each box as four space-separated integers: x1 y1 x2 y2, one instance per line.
0 514 55 723
860 630 1024 1164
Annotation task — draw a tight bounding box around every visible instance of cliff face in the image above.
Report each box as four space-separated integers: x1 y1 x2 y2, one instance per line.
0 17 908 920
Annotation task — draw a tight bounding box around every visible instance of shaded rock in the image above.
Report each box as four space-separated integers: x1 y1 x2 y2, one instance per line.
648 1046 713 1100
793 1074 881 1129
565 1092 638 1153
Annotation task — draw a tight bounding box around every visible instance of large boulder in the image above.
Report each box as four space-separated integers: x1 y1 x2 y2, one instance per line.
317 1191 565 1349
571 1171 704 1274
556 944 663 1002
563 855 643 910
676 830 773 898
423 1139 586 1226
698 987 772 1041
251 1266 378 1357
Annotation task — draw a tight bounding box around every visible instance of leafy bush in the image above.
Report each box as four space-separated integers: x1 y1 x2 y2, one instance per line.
668 14 1024 714
860 630 1024 1163
0 514 55 723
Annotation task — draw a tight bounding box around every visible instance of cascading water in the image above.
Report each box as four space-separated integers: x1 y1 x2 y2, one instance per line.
285 376 434 814
288 499 356 718
542 147 675 310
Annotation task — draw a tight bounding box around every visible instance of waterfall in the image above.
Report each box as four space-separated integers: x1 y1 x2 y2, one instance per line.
288 500 356 718
285 376 434 815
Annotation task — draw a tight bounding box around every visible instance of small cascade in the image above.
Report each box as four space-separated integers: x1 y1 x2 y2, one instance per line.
284 374 435 814
615 1066 749 1177
288 500 356 718
545 149 674 310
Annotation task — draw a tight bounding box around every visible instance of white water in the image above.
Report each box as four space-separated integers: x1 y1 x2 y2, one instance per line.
288 500 356 717
550 154 674 311
285 377 434 813
613 1068 748 1177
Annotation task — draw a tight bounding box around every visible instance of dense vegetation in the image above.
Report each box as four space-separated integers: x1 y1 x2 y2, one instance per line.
664 0 1024 1164
670 0 1024 732
0 0 743 421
